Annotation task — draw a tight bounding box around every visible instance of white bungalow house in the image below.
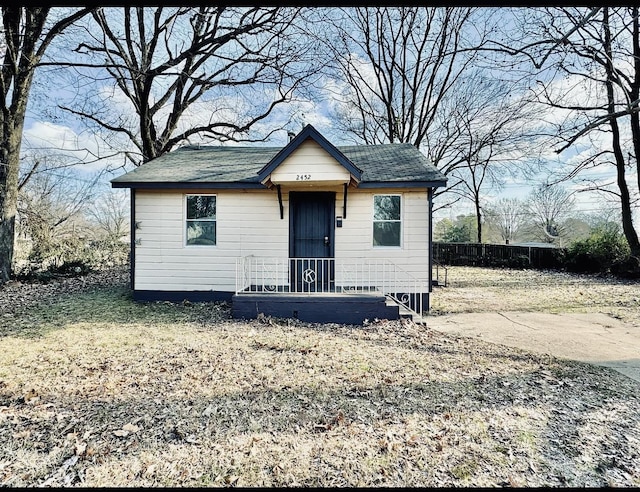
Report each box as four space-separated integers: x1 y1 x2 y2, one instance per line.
111 124 447 324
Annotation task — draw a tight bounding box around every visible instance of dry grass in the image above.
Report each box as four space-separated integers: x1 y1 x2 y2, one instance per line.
0 266 639 487
430 266 640 327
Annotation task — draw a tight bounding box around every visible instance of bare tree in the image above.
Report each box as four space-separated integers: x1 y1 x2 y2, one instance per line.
321 7 544 221
489 7 640 257
526 183 575 244
62 7 319 165
0 7 94 282
484 197 526 244
17 163 101 270
442 72 540 241
324 7 479 147
87 188 129 242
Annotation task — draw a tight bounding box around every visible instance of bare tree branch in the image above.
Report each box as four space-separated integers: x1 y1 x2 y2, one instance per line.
502 7 640 255
62 7 320 164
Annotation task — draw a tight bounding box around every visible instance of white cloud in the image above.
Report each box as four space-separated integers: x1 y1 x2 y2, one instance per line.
23 121 81 151
21 120 129 176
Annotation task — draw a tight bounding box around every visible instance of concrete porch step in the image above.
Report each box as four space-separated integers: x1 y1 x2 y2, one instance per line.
385 298 425 324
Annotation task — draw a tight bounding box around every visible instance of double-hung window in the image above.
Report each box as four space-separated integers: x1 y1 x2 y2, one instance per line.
373 194 401 247
186 195 216 245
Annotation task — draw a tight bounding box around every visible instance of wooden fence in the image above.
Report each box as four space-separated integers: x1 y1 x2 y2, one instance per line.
433 242 565 269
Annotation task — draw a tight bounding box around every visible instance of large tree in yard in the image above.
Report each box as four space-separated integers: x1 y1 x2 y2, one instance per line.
323 7 478 149
0 7 94 283
491 7 640 258
441 71 539 242
64 7 318 165
321 7 540 216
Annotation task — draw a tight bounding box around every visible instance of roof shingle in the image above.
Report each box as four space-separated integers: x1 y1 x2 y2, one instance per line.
111 142 446 188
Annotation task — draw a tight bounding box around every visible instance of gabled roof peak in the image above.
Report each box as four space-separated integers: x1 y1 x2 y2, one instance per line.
257 124 363 185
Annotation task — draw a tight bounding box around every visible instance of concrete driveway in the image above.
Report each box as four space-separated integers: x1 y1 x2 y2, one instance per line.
426 311 640 383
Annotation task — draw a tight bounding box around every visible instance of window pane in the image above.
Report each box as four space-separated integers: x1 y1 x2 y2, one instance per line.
373 195 400 220
187 196 216 220
186 221 216 245
373 222 401 247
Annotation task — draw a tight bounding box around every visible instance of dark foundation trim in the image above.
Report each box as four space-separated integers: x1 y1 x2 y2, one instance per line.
231 294 399 325
133 290 233 303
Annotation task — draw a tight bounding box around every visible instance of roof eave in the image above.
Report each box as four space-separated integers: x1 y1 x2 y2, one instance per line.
357 179 447 189
111 181 267 190
111 178 445 190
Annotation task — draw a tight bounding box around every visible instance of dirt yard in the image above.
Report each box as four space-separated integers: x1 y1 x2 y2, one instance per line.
0 266 638 487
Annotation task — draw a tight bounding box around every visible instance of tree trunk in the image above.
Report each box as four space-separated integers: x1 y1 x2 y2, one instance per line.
629 8 640 239
0 7 46 282
0 147 19 282
603 8 640 257
0 21 38 281
0 98 31 282
0 7 93 282
475 196 482 243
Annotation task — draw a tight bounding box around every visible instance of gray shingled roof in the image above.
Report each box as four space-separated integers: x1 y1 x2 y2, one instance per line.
111 142 446 187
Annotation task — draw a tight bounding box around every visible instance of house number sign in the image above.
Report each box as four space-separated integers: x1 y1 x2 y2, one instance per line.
296 174 311 181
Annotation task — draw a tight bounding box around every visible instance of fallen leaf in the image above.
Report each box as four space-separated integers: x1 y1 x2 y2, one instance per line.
24 388 38 401
224 475 239 485
406 434 420 446
85 442 97 457
75 442 87 456
122 423 140 433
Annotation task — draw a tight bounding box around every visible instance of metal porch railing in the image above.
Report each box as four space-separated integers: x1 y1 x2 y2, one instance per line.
432 259 448 287
235 256 427 319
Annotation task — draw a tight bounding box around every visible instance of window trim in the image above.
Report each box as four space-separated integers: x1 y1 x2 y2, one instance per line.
184 193 217 247
372 193 402 249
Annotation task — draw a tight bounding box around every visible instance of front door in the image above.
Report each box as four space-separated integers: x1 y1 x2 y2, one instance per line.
289 191 335 292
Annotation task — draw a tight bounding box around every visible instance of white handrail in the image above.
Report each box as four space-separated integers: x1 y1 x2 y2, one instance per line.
235 256 426 318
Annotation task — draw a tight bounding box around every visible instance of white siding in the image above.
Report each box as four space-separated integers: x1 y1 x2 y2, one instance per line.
270 139 351 185
333 188 430 283
134 189 289 291
134 186 431 292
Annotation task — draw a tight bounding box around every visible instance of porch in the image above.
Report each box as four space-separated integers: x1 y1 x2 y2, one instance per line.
233 256 430 324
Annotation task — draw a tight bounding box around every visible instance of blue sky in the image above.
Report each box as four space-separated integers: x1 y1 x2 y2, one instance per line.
21 71 628 223
17 6 638 228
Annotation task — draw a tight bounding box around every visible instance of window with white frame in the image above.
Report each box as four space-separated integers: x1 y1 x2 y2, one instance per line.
373 194 401 247
186 195 216 245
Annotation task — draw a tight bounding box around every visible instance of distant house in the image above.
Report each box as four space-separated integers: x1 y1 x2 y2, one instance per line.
111 124 447 324
510 242 559 248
